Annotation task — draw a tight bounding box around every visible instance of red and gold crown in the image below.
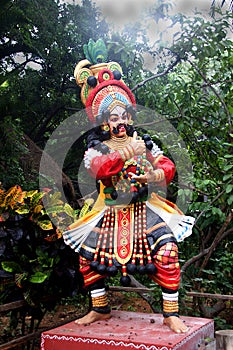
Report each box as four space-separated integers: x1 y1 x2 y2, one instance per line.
74 39 136 123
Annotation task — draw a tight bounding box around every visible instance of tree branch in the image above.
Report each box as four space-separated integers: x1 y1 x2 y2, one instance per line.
187 59 232 135
195 189 226 223
181 248 209 275
0 43 42 61
182 128 225 174
198 210 233 276
221 226 233 240
128 275 160 313
182 210 233 276
131 57 181 92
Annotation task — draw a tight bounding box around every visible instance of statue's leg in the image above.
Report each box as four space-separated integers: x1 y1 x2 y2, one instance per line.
75 256 111 324
150 242 189 333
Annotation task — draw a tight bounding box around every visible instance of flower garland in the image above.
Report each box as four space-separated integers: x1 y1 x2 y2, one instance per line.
104 154 153 205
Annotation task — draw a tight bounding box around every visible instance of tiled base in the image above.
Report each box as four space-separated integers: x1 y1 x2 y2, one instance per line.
41 310 214 350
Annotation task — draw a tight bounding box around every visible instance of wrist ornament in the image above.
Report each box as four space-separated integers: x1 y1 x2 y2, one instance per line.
118 144 135 161
152 169 165 182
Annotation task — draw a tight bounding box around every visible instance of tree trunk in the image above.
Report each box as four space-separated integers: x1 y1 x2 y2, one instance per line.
21 134 77 205
215 330 233 350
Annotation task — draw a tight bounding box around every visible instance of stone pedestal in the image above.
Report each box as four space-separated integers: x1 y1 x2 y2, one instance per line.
41 310 214 350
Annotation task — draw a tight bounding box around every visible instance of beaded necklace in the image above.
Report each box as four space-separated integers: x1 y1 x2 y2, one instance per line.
104 134 132 150
104 134 153 203
115 154 147 192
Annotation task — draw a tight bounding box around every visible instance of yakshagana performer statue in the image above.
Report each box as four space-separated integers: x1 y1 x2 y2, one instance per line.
63 39 195 333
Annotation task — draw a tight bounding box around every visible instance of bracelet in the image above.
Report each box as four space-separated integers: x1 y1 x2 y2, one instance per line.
153 169 165 182
118 145 135 161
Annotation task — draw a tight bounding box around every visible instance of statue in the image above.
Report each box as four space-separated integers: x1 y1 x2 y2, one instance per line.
63 39 195 333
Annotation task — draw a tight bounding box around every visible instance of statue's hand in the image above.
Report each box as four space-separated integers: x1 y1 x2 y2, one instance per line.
130 131 146 156
129 169 162 184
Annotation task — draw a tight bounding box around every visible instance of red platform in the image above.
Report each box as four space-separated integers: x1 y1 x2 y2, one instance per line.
40 310 214 350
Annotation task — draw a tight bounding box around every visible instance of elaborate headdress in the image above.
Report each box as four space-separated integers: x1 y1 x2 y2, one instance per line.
74 39 136 124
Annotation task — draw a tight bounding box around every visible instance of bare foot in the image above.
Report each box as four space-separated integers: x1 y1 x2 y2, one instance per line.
163 316 189 333
75 310 111 325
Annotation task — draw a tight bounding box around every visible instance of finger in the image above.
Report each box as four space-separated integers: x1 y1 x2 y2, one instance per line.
132 131 138 140
128 172 137 178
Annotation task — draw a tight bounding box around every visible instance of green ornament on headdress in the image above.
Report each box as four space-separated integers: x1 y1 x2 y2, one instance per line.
74 38 125 112
83 38 108 64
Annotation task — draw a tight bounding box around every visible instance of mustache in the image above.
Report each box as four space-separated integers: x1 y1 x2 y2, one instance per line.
112 123 131 135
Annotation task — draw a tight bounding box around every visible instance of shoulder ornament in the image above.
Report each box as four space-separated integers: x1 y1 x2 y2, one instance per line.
151 142 163 158
84 148 103 169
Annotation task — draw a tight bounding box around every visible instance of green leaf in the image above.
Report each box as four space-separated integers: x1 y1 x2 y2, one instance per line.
45 205 64 214
63 203 75 217
37 219 53 230
227 195 233 206
223 164 233 172
1 261 22 273
226 184 233 194
202 269 215 275
15 207 30 214
30 192 44 207
25 190 38 198
48 192 63 206
0 80 9 88
29 272 48 283
15 273 28 287
223 174 232 181
212 207 224 218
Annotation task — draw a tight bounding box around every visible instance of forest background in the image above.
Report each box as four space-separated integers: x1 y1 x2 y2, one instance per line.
0 0 233 342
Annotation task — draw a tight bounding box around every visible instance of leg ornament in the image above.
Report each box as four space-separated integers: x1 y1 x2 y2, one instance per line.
91 288 110 314
162 291 179 318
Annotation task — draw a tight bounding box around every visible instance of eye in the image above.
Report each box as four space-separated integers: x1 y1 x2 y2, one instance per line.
110 117 119 123
121 114 128 120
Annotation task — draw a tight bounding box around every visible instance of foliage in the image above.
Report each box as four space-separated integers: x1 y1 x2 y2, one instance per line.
0 184 78 229
163 11 233 297
0 116 29 189
0 0 109 189
145 9 233 321
0 184 83 307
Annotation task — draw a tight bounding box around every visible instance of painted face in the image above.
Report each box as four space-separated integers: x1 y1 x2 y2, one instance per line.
108 105 129 137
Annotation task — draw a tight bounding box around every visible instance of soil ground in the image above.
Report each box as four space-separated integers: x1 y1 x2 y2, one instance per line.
39 290 154 328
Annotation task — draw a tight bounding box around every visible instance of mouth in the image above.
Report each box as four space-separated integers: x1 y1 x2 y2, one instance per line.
118 124 126 132
112 124 127 135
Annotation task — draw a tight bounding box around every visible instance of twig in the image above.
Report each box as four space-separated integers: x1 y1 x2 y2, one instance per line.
110 285 233 301
0 300 26 313
128 275 160 313
187 291 233 301
181 249 209 274
187 59 232 134
195 189 226 223
198 210 233 276
131 57 181 92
